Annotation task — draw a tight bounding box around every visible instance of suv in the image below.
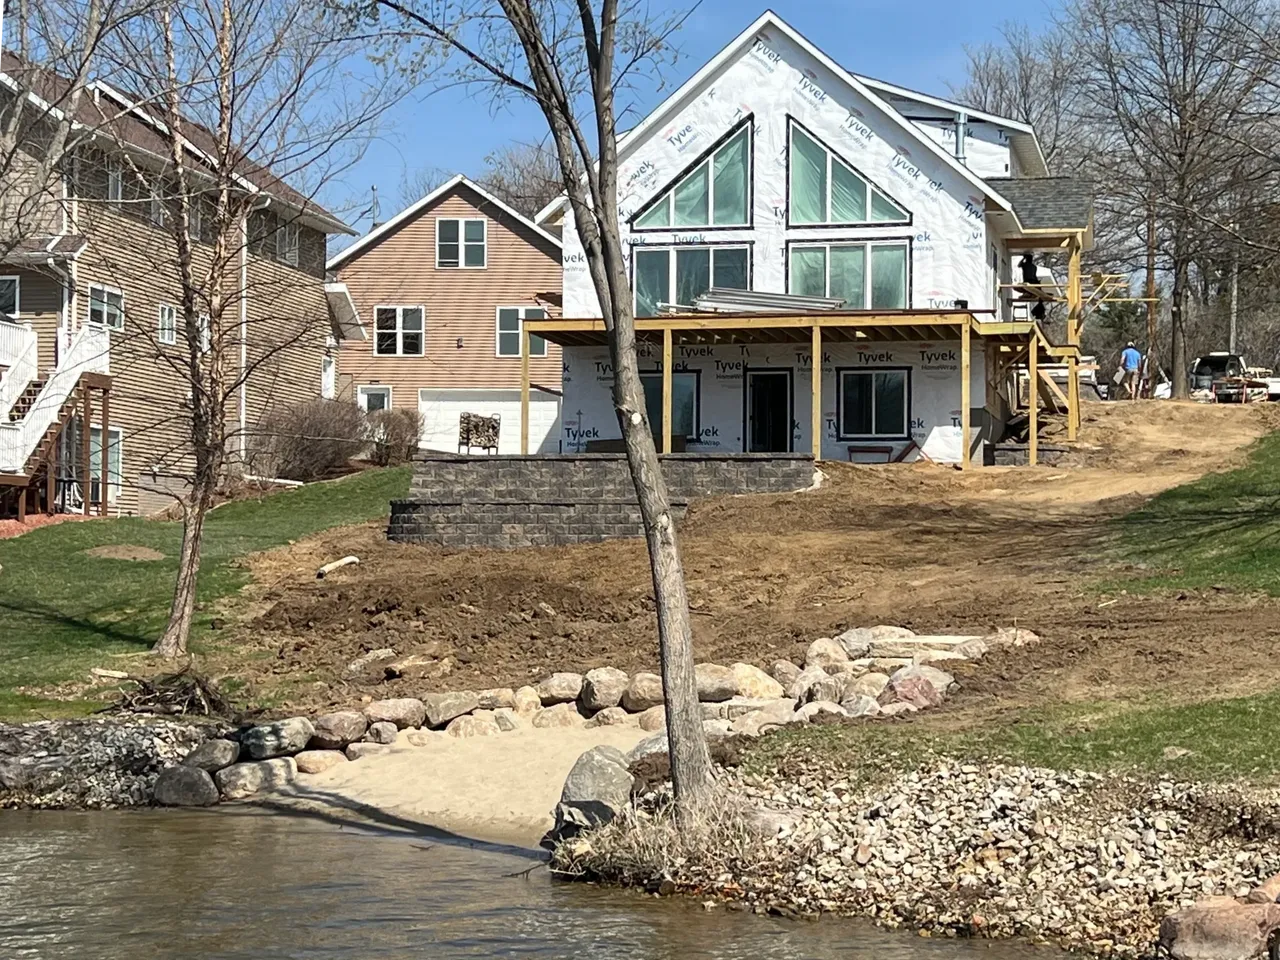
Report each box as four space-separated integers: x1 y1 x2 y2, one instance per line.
1190 353 1245 397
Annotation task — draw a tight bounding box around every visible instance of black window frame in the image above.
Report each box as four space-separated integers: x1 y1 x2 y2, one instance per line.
639 368 702 442
835 366 912 441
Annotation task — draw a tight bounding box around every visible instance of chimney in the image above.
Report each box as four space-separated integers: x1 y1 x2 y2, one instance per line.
954 112 968 166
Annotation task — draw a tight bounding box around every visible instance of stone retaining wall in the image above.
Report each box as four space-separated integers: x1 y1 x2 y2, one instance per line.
389 453 816 548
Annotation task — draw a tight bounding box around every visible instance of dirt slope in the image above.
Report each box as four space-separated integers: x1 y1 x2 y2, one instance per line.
219 400 1280 718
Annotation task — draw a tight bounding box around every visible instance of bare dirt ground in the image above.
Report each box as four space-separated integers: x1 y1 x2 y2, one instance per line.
216 400 1280 723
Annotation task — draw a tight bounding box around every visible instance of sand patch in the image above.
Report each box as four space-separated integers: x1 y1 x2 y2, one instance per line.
84 544 167 561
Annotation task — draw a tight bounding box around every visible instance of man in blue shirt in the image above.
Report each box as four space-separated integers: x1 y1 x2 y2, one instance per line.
1120 341 1143 400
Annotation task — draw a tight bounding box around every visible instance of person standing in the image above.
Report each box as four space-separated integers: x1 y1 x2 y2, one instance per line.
1120 341 1143 400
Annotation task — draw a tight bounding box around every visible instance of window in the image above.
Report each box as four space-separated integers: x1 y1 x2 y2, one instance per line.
789 122 909 225
634 123 751 229
838 368 909 440
321 355 336 399
374 306 425 356
639 370 700 441
186 200 203 242
197 314 211 354
788 242 908 309
358 385 391 412
63 424 125 505
496 306 548 358
0 276 18 315
106 160 123 204
149 193 167 227
88 284 124 330
157 304 177 345
437 218 486 268
276 221 299 267
634 246 750 317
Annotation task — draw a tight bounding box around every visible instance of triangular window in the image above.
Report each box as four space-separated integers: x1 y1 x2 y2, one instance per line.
633 122 751 229
789 120 909 225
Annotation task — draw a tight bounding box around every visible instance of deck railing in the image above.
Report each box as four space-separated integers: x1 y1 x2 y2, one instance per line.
0 320 38 422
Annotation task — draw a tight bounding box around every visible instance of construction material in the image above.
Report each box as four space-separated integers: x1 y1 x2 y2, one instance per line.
316 556 360 579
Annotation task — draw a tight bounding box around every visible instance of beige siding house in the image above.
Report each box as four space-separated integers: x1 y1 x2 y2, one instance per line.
328 176 563 454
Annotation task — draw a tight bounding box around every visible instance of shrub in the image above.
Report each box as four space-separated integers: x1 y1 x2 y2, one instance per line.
251 399 367 481
366 408 424 466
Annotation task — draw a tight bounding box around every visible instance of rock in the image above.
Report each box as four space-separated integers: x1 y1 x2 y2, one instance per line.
585 706 631 728
344 742 392 760
705 697 790 721
637 705 667 731
703 718 732 739
770 660 802 687
845 672 890 700
882 674 942 709
476 688 516 710
804 637 849 670
181 738 239 772
294 750 348 774
344 647 396 677
695 663 738 702
870 658 913 673
405 730 440 747
985 626 1040 648
154 764 220 806
364 698 427 730
1247 873 1280 904
310 711 368 749
621 672 664 712
492 707 525 732
214 758 297 800
365 721 399 744
879 701 919 717
791 666 842 704
890 663 955 697
580 667 629 711
513 686 541 715
833 627 873 659
423 692 479 728
746 807 801 838
532 703 586 729
1164 745 1194 760
729 699 799 737
796 700 846 722
241 717 314 760
1159 899 1280 960
626 732 670 765
868 625 915 640
382 651 443 681
730 663 784 699
840 694 881 718
547 746 635 845
869 636 976 658
446 714 501 738
536 672 584 705
825 661 868 678
913 650 968 667
953 637 989 660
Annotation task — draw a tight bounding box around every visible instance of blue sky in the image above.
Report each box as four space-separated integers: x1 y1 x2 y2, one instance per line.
324 0 1052 228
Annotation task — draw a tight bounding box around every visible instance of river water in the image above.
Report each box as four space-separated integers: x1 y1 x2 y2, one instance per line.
1 809 1038 959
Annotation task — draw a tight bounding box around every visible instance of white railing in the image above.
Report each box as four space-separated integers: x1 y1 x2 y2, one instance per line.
0 320 38 421
0 324 111 473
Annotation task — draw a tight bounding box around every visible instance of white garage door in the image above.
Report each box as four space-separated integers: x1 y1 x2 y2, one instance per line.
418 389 561 454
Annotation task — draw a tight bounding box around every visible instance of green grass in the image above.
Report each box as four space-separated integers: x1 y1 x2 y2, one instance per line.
1109 430 1280 594
0 467 410 720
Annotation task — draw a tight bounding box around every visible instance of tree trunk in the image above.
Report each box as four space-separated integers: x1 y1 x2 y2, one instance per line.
153 465 216 657
1170 255 1189 399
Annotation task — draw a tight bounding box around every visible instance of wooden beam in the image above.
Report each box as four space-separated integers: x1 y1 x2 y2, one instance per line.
1066 235 1083 441
519 326 530 455
661 327 673 454
99 388 111 516
1038 368 1069 411
525 312 978 335
961 318 972 469
46 424 58 514
1028 333 1039 467
81 382 92 515
811 325 822 462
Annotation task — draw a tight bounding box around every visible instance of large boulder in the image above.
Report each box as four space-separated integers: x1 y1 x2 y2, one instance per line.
797 700 846 722
790 666 842 704
365 721 398 744
546 746 635 846
833 627 873 659
637 705 667 731
890 663 955 697
868 625 915 640
845 672 890 700
513 686 541 716
242 717 314 760
364 698 427 730
695 663 737 702
214 758 297 800
804 637 849 670
446 714 501 738
771 660 802 687
1159 898 1280 960
493 707 525 732
580 668 630 712
345 742 391 760
182 739 240 772
731 663 784 700
840 694 881 718
953 637 989 660
585 706 631 728
621 672 664 712
869 636 976 658
154 764 220 806
310 711 368 749
536 673 584 705
626 732 670 765
985 626 1040 648
423 692 479 728
294 750 348 774
881 675 941 709
532 703 586 729
477 688 516 710
729 699 799 738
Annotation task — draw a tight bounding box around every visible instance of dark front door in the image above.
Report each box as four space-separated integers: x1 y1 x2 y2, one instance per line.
746 370 792 452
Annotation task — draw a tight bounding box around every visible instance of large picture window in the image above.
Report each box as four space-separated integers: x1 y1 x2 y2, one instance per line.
789 121 909 225
496 306 548 358
640 370 700 441
838 368 909 440
374 305 425 356
633 123 751 229
634 245 749 316
788 241 908 309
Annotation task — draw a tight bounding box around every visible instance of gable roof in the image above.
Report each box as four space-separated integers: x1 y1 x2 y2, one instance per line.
985 177 1092 231
327 174 561 270
535 10 1015 224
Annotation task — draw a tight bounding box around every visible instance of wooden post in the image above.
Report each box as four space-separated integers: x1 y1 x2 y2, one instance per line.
661 328 673 454
1066 234 1083 441
46 427 57 514
1028 332 1039 467
17 486 26 523
811 324 822 461
98 388 111 516
960 318 972 469
519 326 530 455
80 382 92 515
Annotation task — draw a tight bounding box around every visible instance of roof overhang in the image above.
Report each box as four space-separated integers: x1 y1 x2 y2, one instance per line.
324 281 366 341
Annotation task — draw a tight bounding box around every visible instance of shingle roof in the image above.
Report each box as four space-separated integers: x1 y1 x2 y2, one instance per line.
985 177 1093 231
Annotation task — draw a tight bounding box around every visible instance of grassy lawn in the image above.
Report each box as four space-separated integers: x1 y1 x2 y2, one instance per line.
1109 430 1280 594
0 467 410 720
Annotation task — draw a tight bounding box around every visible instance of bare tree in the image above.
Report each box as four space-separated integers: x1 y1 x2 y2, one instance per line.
398 141 565 216
354 0 713 810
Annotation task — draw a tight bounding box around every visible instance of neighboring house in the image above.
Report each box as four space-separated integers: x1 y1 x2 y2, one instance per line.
327 175 563 454
533 11 1092 464
0 54 360 518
